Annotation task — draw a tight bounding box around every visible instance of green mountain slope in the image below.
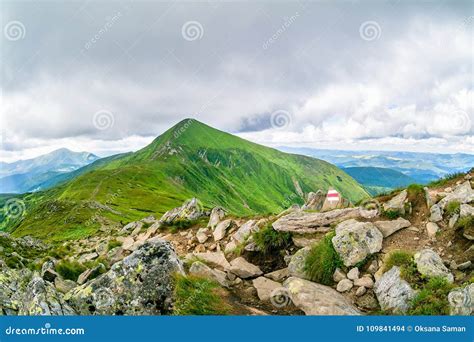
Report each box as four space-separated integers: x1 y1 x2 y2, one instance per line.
342 166 416 195
5 119 368 241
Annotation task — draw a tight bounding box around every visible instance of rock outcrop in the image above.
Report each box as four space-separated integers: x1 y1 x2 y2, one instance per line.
66 240 184 315
448 283 473 316
160 198 205 224
374 218 411 238
383 190 407 214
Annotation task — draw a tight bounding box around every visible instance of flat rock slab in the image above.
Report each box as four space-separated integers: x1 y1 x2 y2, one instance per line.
283 277 361 315
252 277 282 301
192 252 231 270
374 266 414 314
414 249 454 283
273 208 362 234
374 218 411 238
228 257 263 279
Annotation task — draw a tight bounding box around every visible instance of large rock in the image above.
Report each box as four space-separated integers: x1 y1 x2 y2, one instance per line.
448 283 474 315
213 219 234 241
374 266 415 314
460 204 474 217
429 204 443 222
283 277 361 315
265 268 289 282
374 218 411 238
191 251 230 270
66 240 184 315
414 249 454 282
383 190 407 214
19 275 76 315
332 220 383 267
288 247 311 280
252 277 281 301
301 190 325 211
273 208 362 234
208 207 226 229
228 257 262 279
196 227 209 244
160 198 204 224
233 220 260 243
189 261 229 288
438 181 474 209
41 260 59 282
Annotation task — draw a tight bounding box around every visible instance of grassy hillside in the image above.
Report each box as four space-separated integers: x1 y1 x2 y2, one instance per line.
343 166 416 195
5 119 368 241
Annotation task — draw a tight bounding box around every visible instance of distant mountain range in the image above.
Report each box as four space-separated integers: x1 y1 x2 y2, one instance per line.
279 147 474 184
4 119 368 241
0 148 99 193
342 167 416 195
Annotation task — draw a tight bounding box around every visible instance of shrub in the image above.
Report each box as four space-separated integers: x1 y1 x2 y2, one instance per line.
445 201 461 218
173 275 230 315
407 277 454 315
107 239 122 251
252 223 292 255
162 219 196 233
55 260 87 281
304 232 343 285
383 250 419 285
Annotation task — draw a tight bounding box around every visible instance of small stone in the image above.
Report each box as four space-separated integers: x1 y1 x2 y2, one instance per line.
356 286 367 296
196 228 209 244
367 260 378 274
347 267 359 280
252 277 281 301
426 222 439 237
265 268 289 282
194 244 206 253
333 268 346 282
457 261 472 271
354 276 374 289
336 279 353 292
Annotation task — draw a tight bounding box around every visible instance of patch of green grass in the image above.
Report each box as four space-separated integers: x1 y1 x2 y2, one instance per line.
407 184 424 197
445 201 461 217
304 232 343 285
252 223 292 255
55 260 87 282
173 274 230 315
383 250 419 285
382 209 402 219
107 239 122 251
455 215 473 231
428 173 464 187
407 277 454 315
162 219 197 233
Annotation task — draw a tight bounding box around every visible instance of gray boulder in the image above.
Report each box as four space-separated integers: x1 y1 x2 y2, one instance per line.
429 204 443 222
332 220 383 267
189 261 229 288
283 277 361 315
228 257 262 279
448 283 473 315
374 218 411 238
414 249 454 282
66 240 184 315
160 198 204 224
252 277 281 301
374 266 415 314
438 181 474 209
301 190 325 211
273 208 362 234
288 247 311 280
383 190 407 214
213 219 234 241
233 220 260 243
460 204 474 217
208 207 226 229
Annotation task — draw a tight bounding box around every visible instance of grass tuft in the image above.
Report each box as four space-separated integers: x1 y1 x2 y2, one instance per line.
407 277 454 315
252 223 292 255
304 232 343 285
173 274 230 315
383 250 419 285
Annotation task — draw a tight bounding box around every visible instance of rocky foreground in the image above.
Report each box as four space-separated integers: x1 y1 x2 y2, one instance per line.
0 172 473 316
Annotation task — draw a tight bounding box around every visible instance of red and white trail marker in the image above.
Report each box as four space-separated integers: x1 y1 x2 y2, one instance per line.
326 189 340 202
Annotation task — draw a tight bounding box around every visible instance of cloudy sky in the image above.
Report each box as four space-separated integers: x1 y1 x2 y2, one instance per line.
1 0 473 162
